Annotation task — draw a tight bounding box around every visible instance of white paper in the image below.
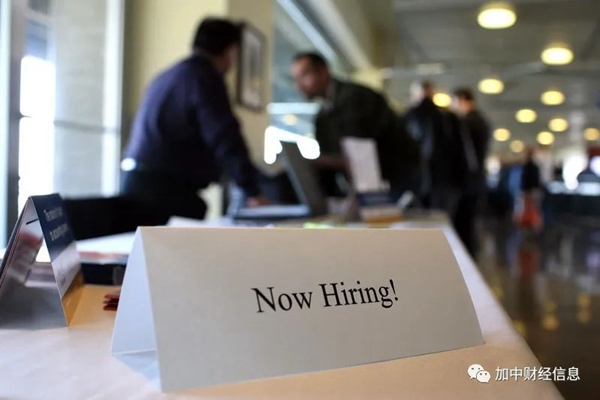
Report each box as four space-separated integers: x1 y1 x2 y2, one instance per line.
112 227 483 392
77 232 136 256
166 216 237 228
111 231 156 355
342 138 385 192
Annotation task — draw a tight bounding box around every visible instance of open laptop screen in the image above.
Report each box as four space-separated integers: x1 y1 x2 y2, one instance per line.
281 142 328 216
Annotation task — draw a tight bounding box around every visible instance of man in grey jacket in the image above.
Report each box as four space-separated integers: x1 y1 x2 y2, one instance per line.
291 53 419 198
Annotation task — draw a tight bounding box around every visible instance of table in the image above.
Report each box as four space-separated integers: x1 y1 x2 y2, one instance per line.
0 218 563 399
76 231 136 255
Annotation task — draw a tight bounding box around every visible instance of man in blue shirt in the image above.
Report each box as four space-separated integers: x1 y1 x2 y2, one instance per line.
122 19 267 219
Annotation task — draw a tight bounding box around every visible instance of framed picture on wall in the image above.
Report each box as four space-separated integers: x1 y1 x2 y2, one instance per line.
237 23 265 111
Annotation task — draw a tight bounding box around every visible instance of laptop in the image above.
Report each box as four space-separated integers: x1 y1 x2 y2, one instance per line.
233 142 328 221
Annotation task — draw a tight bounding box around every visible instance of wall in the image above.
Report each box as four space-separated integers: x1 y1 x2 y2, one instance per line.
227 0 274 165
303 0 376 69
52 0 120 197
329 0 376 65
352 68 383 91
123 0 227 123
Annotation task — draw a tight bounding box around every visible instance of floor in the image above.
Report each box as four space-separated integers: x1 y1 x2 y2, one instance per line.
477 216 600 399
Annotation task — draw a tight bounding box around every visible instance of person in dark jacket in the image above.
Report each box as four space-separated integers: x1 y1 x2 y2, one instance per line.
290 53 419 199
521 149 542 193
405 81 468 213
452 88 491 257
516 147 544 230
121 19 267 220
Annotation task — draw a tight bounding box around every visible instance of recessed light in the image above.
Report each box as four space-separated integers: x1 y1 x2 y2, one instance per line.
494 128 511 142
433 92 451 108
549 118 569 132
510 140 525 153
584 128 600 141
478 2 517 29
541 90 565 106
479 77 504 94
283 114 298 126
541 45 574 65
516 109 537 123
537 131 555 145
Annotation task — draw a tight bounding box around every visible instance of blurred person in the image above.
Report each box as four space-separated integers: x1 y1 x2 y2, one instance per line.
452 88 491 257
535 145 554 225
121 19 267 220
452 88 491 185
577 167 600 183
405 81 468 214
290 52 419 199
577 150 600 184
521 148 542 193
553 164 563 182
516 148 543 231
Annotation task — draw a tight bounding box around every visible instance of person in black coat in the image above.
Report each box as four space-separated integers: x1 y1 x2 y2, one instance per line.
405 81 467 214
452 88 491 258
516 147 544 230
291 53 419 199
521 149 542 193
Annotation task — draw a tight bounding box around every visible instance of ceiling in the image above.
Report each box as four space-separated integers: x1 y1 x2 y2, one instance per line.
361 0 600 155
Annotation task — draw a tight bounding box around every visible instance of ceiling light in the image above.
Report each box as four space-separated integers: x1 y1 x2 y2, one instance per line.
537 131 555 146
516 109 537 123
433 92 451 108
541 90 565 106
494 128 511 142
541 44 574 65
478 2 517 29
584 128 600 141
510 140 525 153
549 117 569 132
283 114 298 126
478 77 504 94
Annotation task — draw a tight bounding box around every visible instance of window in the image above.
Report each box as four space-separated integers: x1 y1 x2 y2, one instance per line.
1 0 123 243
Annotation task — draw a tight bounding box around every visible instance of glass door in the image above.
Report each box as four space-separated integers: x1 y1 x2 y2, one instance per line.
19 0 54 209
0 0 26 246
1 0 124 245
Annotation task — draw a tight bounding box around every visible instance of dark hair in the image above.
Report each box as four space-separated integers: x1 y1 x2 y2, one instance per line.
453 88 475 102
419 80 434 92
293 52 329 69
192 18 241 55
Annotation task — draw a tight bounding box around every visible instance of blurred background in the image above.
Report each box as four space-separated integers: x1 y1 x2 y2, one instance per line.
1 1 600 398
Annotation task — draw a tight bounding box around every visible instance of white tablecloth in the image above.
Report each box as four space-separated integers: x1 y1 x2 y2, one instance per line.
0 219 562 399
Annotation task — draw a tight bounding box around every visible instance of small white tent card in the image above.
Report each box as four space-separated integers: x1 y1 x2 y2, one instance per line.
112 227 482 391
0 194 83 328
341 137 385 193
341 137 402 222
